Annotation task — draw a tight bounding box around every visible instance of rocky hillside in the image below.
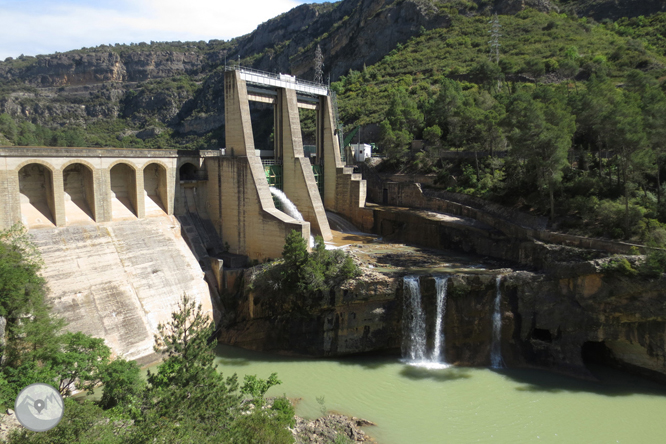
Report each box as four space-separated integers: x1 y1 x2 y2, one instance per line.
0 0 663 149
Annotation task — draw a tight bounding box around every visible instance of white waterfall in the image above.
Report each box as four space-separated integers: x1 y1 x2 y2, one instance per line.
490 275 504 368
431 276 449 364
402 276 427 362
269 187 315 248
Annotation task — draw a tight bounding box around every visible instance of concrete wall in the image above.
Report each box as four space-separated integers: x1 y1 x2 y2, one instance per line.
205 154 307 261
220 70 311 260
384 181 652 255
278 88 331 240
30 215 213 364
0 148 178 230
319 95 372 230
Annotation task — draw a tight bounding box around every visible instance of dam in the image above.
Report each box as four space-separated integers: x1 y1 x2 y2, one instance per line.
0 66 369 362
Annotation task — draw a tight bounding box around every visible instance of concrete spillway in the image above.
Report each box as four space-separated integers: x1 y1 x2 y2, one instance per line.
29 215 213 364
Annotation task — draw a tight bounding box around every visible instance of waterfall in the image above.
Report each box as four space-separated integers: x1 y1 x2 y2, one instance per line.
269 187 315 248
431 276 449 364
402 276 427 362
490 275 504 368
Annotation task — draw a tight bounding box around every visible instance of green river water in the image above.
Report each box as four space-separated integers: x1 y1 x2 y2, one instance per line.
209 344 666 444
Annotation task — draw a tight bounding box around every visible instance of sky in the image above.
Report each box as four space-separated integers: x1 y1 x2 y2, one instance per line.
0 0 329 60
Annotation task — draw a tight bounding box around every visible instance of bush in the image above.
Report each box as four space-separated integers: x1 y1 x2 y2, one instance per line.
601 256 638 277
638 249 666 277
253 231 361 314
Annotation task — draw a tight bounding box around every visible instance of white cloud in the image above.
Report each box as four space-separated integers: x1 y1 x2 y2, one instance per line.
0 0 303 60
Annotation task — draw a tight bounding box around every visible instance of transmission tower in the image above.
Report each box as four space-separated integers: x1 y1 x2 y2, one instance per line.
488 14 501 64
314 44 324 84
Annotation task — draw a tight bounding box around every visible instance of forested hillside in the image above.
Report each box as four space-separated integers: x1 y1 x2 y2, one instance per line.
1 0 666 245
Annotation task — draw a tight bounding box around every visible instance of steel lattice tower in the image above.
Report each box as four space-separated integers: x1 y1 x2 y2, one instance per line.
488 14 501 64
314 44 324 84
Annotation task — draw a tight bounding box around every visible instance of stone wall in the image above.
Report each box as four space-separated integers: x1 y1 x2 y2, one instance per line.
380 180 650 256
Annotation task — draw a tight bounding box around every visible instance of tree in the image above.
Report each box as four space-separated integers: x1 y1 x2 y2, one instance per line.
8 398 123 444
99 358 144 411
147 294 220 391
54 332 111 396
627 70 666 205
0 114 18 143
137 295 293 443
384 89 423 136
425 78 464 138
422 125 442 146
599 91 649 238
505 90 575 218
0 225 65 405
140 295 240 439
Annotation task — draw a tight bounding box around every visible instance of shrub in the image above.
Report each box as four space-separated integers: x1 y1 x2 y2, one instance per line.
601 256 638 277
638 249 666 277
253 231 361 315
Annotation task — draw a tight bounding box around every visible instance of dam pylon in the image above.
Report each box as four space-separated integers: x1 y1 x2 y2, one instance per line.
216 67 371 258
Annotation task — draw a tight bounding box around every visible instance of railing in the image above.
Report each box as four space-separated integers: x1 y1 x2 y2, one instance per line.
226 64 329 95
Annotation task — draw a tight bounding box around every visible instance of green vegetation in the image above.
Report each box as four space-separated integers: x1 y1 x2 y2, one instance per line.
253 230 361 314
1 229 296 442
333 10 666 127
330 10 666 246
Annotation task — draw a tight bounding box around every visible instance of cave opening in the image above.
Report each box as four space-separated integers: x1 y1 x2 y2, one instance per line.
581 341 617 375
531 328 553 343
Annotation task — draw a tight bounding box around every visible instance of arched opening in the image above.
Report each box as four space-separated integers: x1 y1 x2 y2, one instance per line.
63 163 96 225
143 163 168 216
179 163 198 181
18 163 55 228
110 163 137 219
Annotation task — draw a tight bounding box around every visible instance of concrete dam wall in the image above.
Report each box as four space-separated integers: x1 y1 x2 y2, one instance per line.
30 215 213 364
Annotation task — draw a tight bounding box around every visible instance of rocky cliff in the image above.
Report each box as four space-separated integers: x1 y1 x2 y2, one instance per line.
219 261 666 382
1 0 657 147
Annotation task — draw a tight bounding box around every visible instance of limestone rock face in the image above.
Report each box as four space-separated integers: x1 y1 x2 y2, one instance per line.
503 271 666 381
0 51 206 86
30 216 213 364
219 268 402 357
220 264 666 382
252 0 450 80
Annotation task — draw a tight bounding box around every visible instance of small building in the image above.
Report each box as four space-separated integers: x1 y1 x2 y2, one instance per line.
350 143 372 162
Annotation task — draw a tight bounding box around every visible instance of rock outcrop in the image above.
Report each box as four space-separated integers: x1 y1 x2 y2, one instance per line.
0 0 661 141
219 261 666 382
219 268 402 357
503 269 666 381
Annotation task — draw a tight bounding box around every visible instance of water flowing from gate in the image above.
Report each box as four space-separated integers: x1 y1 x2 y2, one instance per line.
269 187 315 247
490 275 504 368
431 276 449 364
402 276 427 362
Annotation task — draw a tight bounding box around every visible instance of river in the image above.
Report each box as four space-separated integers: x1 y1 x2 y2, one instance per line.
211 344 666 444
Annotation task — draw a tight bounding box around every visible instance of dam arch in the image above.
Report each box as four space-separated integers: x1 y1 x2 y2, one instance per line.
18 162 56 228
143 162 168 216
179 162 199 181
110 162 138 220
63 162 96 225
